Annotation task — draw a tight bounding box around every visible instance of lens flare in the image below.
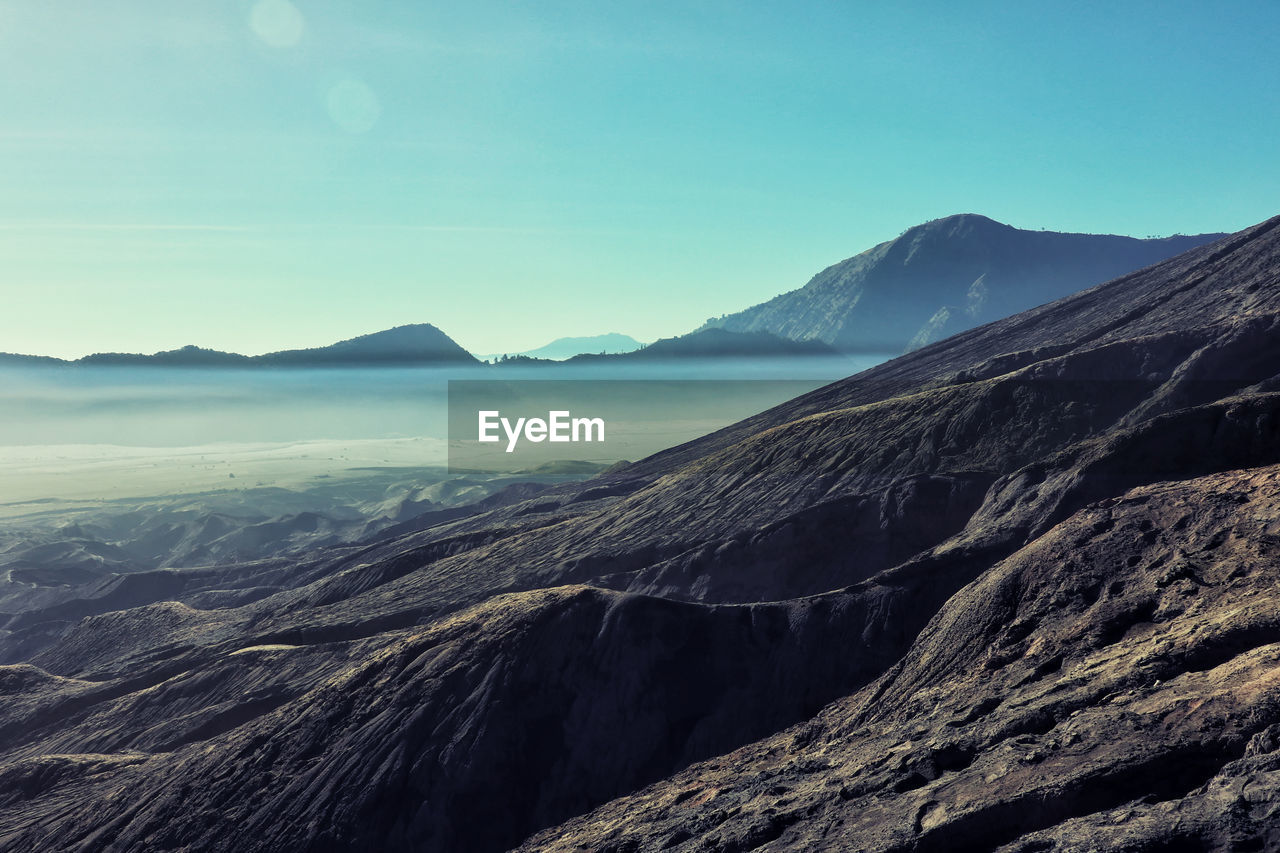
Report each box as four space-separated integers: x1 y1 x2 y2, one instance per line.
249 0 304 48
326 78 381 134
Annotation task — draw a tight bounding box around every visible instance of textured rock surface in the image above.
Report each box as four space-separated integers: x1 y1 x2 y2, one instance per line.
0 215 1277 851
520 466 1280 852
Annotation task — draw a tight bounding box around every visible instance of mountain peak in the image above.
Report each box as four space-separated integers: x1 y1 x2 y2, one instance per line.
700 217 1225 353
326 323 453 352
259 323 477 365
911 212 1009 232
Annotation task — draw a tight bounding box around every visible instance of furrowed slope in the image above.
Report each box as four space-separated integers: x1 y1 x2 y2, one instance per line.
0 216 1277 851
522 463 1280 852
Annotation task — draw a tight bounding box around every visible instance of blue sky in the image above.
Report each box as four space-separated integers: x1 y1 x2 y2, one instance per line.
2 0 1277 358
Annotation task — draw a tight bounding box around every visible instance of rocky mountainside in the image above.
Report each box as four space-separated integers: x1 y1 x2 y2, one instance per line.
1 215 1279 851
522 461 1280 852
699 213 1223 353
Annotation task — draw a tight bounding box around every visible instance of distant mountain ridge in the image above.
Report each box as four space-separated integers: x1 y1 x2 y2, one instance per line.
7 217 1280 852
563 328 837 363
0 218 1227 369
699 213 1225 353
1 326 832 369
485 333 644 361
2 324 479 367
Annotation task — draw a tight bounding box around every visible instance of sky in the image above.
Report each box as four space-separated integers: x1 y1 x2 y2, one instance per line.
1 0 1278 359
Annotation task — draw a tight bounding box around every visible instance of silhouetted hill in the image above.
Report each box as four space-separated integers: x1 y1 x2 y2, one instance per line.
1 324 480 368
253 324 478 366
566 328 837 362
78 345 251 366
0 353 65 367
487 332 643 361
700 213 1224 353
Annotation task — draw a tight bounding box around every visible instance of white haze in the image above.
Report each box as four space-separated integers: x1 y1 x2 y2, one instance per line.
0 355 885 506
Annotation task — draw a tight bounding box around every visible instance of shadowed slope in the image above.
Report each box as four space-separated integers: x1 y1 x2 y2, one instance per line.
521 463 1280 852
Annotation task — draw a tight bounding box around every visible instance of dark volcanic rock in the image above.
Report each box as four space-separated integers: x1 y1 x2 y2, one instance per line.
519 464 1280 852
0 588 897 852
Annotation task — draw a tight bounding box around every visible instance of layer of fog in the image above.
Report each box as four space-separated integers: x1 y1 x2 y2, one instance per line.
0 355 885 507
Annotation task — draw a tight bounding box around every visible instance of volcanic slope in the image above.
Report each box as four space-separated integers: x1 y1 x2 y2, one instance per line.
0 216 1279 851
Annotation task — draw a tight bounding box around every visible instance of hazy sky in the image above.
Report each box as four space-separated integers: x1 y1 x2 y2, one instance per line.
2 1 1278 358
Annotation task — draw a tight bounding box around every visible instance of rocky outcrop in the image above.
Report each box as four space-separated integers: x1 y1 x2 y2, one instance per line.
520 464 1280 852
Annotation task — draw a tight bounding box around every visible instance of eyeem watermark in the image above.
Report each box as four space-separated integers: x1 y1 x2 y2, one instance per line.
478 410 605 452
448 379 828 472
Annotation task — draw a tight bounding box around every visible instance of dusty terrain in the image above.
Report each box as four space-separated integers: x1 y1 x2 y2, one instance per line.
0 215 1278 851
